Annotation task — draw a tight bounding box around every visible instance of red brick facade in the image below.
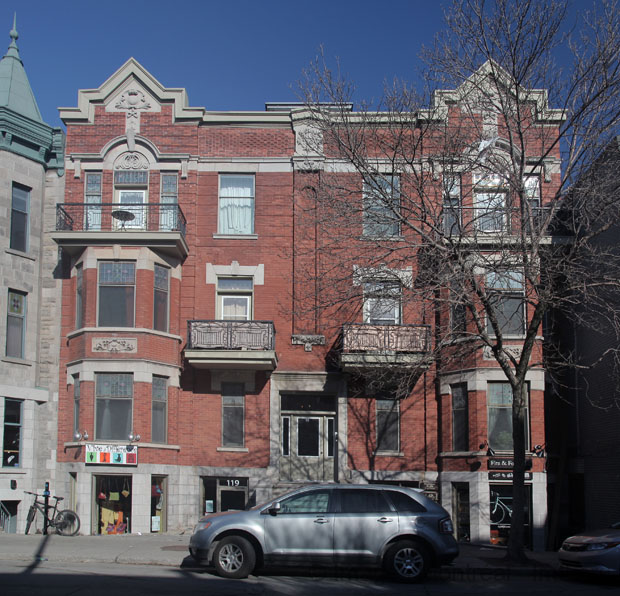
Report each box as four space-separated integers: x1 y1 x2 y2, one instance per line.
52 59 555 547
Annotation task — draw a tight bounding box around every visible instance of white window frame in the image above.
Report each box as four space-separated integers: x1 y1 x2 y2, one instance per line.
114 170 149 229
217 277 253 321
6 290 26 359
443 174 462 235
474 174 508 232
363 175 400 237
218 174 255 235
363 281 401 325
160 172 178 230
84 172 102 231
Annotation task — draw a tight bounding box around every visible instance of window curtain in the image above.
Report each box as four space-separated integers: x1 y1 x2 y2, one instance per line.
219 177 254 234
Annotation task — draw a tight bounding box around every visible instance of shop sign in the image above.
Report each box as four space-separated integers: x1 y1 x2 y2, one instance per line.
489 471 532 481
86 444 138 465
488 458 514 469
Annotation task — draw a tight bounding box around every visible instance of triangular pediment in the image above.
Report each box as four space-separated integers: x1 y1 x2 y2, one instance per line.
59 57 205 124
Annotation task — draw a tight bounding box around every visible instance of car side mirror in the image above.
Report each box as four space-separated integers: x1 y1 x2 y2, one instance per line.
268 502 281 516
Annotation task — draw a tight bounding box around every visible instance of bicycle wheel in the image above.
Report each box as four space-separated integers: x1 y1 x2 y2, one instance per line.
25 506 36 535
54 509 80 536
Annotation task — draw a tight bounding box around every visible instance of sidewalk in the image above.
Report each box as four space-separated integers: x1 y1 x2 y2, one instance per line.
0 534 560 576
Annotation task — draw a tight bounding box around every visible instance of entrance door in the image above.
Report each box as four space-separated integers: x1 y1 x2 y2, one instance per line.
117 190 146 229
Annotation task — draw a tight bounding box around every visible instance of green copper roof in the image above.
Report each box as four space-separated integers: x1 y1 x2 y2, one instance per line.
0 15 42 122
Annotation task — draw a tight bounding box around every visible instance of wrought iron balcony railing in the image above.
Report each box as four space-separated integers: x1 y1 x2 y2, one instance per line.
441 206 551 237
342 323 431 353
188 320 276 351
55 203 187 238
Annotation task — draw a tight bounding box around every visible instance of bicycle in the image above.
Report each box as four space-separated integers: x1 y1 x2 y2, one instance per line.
24 491 80 536
490 490 512 525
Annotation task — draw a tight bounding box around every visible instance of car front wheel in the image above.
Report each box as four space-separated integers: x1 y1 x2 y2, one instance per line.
384 539 430 582
212 536 256 579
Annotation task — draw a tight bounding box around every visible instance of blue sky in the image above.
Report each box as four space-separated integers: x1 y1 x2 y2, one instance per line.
3 0 597 129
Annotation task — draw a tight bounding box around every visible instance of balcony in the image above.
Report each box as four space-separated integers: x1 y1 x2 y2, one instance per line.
442 206 552 245
185 320 277 370
340 323 431 370
51 203 189 259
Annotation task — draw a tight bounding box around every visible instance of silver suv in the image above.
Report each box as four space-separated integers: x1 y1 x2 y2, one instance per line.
189 483 458 582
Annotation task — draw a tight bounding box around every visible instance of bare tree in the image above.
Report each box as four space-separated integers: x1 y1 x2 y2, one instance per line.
294 0 620 561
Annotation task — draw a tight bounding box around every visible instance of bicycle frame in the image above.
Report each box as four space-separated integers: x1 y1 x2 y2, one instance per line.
25 491 62 534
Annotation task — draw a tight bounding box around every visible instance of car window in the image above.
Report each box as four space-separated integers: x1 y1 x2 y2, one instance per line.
339 489 392 514
386 490 426 513
279 490 331 513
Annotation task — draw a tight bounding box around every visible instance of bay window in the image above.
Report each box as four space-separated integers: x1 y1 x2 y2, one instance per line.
95 373 133 441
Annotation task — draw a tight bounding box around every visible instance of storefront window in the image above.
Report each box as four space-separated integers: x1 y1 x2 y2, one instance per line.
151 476 166 533
489 484 531 547
95 475 131 535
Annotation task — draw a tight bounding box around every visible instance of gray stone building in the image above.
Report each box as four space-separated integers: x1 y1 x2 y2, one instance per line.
0 18 64 532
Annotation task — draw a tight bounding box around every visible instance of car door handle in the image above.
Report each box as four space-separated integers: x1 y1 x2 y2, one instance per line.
314 517 330 524
377 517 394 523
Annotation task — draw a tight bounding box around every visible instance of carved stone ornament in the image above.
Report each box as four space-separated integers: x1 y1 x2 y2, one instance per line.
483 345 522 360
92 338 137 354
115 88 151 113
114 152 149 170
291 334 326 352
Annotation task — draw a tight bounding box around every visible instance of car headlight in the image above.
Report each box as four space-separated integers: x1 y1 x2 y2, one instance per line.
439 517 454 534
193 520 212 534
585 542 620 551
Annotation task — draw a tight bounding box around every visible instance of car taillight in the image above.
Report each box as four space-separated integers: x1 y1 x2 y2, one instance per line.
439 517 454 534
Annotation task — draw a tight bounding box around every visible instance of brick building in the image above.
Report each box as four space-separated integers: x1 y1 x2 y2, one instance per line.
51 58 557 547
0 20 64 532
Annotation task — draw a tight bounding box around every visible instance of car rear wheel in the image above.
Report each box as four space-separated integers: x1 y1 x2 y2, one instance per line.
212 536 256 579
384 539 430 582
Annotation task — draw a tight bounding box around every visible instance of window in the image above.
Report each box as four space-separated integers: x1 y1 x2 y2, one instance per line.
363 281 401 325
376 399 400 452
363 175 400 237
6 290 26 359
153 264 169 332
524 176 541 233
386 490 426 513
474 174 507 232
443 175 461 235
160 173 178 230
98 262 135 327
279 490 331 513
84 173 102 231
151 376 167 444
281 416 290 456
10 183 29 252
486 271 525 336
73 375 81 437
76 264 84 329
95 373 133 441
222 382 244 447
115 170 148 229
339 489 391 513
451 383 469 451
218 174 255 235
450 282 467 333
487 382 529 452
2 398 22 467
218 277 253 320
